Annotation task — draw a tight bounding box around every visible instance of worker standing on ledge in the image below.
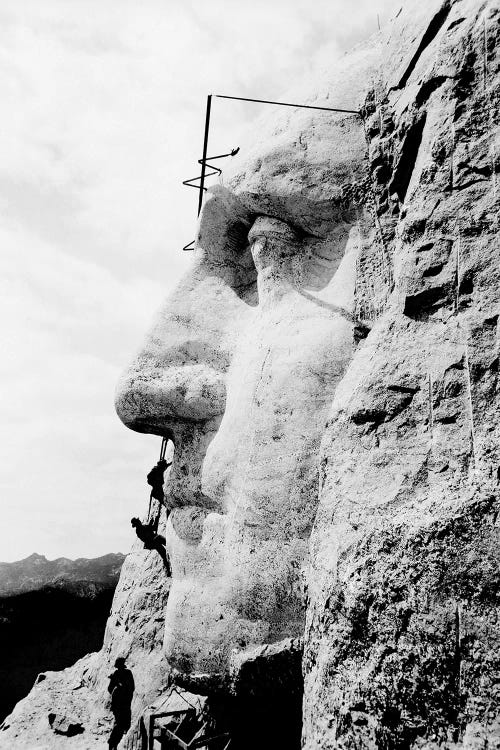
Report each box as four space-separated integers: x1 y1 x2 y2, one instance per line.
107 657 134 750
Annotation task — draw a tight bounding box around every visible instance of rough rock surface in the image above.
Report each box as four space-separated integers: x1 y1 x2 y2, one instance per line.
0 576 119 724
304 1 500 748
2 0 499 748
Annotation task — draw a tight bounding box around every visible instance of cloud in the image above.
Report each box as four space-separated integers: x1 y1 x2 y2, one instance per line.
0 221 164 559
0 0 401 561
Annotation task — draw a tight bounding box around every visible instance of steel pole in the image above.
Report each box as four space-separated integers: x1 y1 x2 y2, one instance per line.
197 94 212 216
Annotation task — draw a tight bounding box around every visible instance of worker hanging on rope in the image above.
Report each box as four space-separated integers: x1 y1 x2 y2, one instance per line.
131 517 171 576
132 436 172 575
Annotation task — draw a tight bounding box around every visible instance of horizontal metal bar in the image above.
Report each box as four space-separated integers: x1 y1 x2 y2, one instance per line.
196 148 239 164
215 93 359 115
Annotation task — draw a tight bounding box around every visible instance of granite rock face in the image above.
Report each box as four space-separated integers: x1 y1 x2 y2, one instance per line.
2 0 499 747
304 1 500 748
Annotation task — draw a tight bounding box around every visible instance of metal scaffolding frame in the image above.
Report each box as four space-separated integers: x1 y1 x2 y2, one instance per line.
182 93 360 250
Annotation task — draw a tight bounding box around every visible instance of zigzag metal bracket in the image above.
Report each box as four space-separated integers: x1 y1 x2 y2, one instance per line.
182 93 360 251
182 147 240 251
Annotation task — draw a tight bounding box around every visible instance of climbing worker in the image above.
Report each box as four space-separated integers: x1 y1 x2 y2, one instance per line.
131 517 171 575
147 457 171 504
107 657 134 750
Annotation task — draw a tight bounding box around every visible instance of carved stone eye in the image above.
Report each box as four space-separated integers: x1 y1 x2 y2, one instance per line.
248 217 300 270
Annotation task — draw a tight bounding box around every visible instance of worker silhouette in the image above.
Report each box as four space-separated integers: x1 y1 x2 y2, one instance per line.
107 657 134 750
131 517 171 575
147 458 171 504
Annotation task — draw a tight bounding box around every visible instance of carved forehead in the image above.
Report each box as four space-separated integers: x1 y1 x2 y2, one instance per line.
220 47 378 235
225 114 366 234
231 112 365 190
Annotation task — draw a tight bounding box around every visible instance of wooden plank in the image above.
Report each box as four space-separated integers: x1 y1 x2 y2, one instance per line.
187 722 207 746
165 728 189 750
148 715 155 750
148 709 192 750
190 732 231 748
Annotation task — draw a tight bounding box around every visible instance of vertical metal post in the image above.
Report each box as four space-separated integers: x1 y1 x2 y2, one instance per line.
198 95 212 216
148 714 154 750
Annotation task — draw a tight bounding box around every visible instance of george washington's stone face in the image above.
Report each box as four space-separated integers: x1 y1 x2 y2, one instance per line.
115 107 369 683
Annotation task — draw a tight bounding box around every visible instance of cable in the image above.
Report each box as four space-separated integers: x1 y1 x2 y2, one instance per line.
215 93 360 115
147 437 169 522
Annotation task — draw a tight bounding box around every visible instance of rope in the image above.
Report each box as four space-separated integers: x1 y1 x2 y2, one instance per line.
160 436 168 461
215 93 359 115
147 492 154 524
146 437 169 524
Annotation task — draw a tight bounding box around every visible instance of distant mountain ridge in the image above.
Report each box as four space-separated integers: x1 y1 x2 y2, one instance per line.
0 552 125 597
0 552 125 724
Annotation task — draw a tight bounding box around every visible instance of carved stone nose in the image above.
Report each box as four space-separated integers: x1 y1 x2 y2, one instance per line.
248 216 301 305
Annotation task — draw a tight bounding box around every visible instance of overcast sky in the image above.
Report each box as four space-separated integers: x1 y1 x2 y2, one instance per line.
0 0 401 562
